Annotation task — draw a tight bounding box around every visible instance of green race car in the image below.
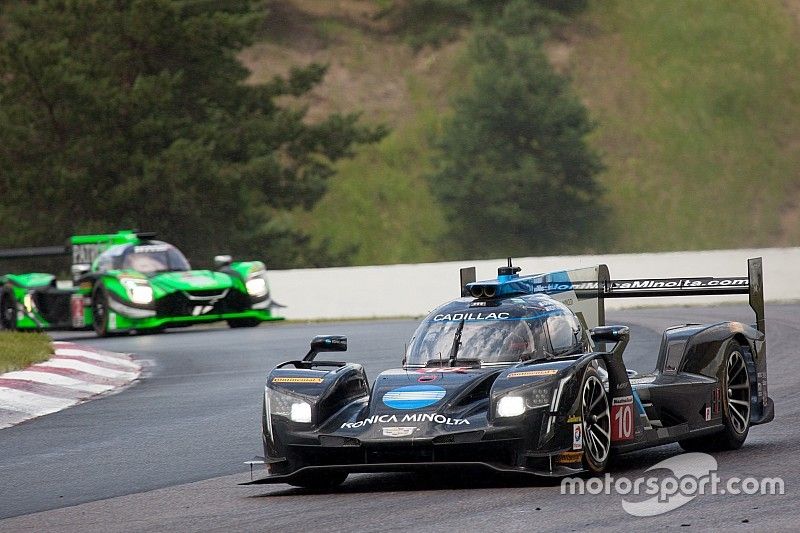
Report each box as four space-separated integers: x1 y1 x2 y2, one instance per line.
0 230 283 336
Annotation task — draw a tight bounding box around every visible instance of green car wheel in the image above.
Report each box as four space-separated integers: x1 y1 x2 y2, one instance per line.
92 285 112 337
1 289 17 330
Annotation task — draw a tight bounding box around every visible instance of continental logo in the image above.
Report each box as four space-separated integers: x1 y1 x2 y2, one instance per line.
272 377 324 384
508 369 558 378
556 451 583 464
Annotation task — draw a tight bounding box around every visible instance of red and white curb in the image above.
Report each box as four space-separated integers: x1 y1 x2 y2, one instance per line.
0 341 141 429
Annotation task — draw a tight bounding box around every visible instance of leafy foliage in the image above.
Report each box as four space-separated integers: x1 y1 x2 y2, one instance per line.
0 0 384 268
380 0 586 48
429 11 604 258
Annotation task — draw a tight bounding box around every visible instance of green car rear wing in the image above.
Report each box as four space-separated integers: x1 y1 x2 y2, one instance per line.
0 230 150 279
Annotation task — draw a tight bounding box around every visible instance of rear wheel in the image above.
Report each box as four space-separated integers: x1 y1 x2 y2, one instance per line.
581 365 611 473
289 471 348 490
679 341 752 452
1 289 17 330
227 317 261 328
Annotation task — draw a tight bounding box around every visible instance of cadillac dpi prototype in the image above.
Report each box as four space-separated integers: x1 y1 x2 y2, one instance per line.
0 230 282 336
244 259 773 488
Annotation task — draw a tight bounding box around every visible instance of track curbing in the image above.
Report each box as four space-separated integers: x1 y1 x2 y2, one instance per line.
0 341 141 429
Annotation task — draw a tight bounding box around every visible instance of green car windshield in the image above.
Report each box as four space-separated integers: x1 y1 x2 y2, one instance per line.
95 242 191 274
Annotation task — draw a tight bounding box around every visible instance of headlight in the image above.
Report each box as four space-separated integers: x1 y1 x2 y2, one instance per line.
267 387 312 423
495 385 553 418
497 396 525 417
246 271 269 298
120 277 154 305
291 402 312 423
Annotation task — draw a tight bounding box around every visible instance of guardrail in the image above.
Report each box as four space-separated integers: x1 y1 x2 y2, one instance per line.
269 248 800 320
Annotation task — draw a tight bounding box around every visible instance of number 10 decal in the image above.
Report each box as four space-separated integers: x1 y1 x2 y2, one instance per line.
611 396 634 441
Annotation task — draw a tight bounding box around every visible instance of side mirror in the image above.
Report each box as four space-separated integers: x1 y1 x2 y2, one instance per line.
214 255 232 268
71 263 91 282
304 335 347 361
590 325 630 343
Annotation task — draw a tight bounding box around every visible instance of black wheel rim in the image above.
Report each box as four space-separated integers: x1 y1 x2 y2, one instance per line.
94 294 106 332
726 350 751 434
582 374 611 464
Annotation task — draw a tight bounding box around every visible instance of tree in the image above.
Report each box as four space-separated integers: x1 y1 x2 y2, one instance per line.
380 0 586 48
429 23 604 258
0 0 384 268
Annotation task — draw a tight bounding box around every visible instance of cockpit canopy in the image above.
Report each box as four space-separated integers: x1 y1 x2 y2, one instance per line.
93 241 191 274
404 294 585 367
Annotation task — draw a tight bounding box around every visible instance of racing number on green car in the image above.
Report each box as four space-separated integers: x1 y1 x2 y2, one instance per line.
612 396 634 441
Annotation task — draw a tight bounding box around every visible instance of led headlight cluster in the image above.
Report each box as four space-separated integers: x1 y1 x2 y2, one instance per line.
246 270 269 298
266 387 312 423
120 277 154 305
495 385 554 418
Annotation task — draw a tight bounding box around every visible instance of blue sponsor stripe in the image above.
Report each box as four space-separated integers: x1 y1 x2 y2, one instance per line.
382 385 446 410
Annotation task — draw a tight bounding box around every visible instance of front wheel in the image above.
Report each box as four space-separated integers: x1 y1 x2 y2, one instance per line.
581 365 612 474
1 290 18 330
227 318 261 328
92 285 112 337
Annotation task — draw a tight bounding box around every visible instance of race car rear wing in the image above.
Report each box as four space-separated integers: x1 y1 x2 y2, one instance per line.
0 245 69 259
597 257 764 333
460 257 764 333
0 230 154 281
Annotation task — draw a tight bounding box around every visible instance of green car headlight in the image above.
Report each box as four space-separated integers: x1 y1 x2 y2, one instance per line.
120 277 154 305
246 271 269 298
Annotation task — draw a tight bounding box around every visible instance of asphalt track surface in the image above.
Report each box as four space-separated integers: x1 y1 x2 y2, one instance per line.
1 304 798 531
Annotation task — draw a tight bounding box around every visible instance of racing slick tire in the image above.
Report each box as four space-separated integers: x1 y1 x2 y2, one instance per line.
580 365 612 474
0 288 17 330
289 471 348 490
92 285 114 337
227 318 261 328
679 341 752 452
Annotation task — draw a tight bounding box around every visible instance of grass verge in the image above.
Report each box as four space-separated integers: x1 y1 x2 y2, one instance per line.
0 332 53 374
568 0 800 251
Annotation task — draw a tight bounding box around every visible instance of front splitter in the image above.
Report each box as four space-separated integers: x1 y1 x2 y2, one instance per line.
240 460 585 485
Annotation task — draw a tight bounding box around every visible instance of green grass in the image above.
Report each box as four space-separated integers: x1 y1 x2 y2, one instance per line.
569 0 800 251
0 332 53 373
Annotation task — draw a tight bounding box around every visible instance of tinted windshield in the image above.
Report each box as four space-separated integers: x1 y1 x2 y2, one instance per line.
405 297 583 366
96 243 191 274
406 316 546 366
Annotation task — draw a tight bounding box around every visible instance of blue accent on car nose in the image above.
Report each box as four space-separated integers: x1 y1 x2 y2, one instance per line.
382 385 447 410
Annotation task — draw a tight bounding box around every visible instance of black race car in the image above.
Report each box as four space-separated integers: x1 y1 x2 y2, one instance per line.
243 259 773 488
